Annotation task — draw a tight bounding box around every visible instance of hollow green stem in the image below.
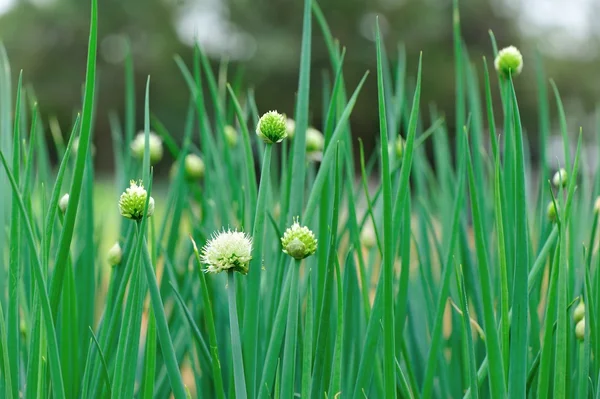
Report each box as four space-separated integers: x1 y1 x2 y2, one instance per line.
141 236 187 399
281 261 300 398
228 270 248 399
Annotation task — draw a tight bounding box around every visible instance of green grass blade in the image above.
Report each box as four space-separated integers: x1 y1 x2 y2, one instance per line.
328 256 343 397
0 151 65 398
391 52 422 335
141 238 187 399
537 239 561 398
303 71 369 223
43 116 79 263
375 19 396 397
453 0 465 153
243 143 273 398
465 132 506 398
22 103 38 198
227 271 248 399
507 77 530 398
420 136 466 399
281 262 301 399
310 145 342 398
190 239 226 399
7 70 22 399
0 301 14 399
455 263 479 399
301 276 314 398
59 257 79 397
49 0 98 318
226 84 258 224
287 0 312 219
88 327 112 397
170 282 212 371
258 269 292 399
482 56 510 379
549 80 571 169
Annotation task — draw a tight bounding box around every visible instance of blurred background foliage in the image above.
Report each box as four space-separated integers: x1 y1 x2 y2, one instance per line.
1 0 600 172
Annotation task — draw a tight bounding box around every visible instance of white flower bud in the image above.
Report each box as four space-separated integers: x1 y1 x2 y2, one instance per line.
59 193 70 213
184 154 205 180
552 168 567 188
286 118 296 139
575 318 585 341
107 242 123 266
224 125 239 147
573 299 585 323
130 131 164 164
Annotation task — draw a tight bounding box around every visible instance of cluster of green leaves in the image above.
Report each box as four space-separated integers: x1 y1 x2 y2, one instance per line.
0 0 599 398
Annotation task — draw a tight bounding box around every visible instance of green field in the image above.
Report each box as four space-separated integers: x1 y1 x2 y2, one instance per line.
0 0 598 398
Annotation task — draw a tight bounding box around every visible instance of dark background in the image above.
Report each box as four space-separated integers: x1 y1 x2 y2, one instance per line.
1 0 600 172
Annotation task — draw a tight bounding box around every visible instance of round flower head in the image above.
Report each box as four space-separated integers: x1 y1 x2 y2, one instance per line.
306 127 324 154
59 193 70 213
256 111 287 144
547 201 558 223
286 118 296 139
184 154 205 180
224 125 238 147
201 229 253 274
281 218 317 260
573 299 585 323
118 180 155 220
494 46 523 78
107 242 123 266
575 318 586 341
130 131 164 164
552 168 567 188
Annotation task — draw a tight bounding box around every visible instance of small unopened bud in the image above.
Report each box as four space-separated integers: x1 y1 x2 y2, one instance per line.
494 46 523 78
224 125 238 147
118 180 155 220
547 201 558 223
59 193 70 213
107 242 122 266
575 318 585 341
286 118 296 139
281 217 318 260
360 227 376 249
594 197 600 214
184 154 205 180
306 127 324 154
257 111 287 144
552 168 567 188
130 131 164 164
395 136 405 159
573 299 585 323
